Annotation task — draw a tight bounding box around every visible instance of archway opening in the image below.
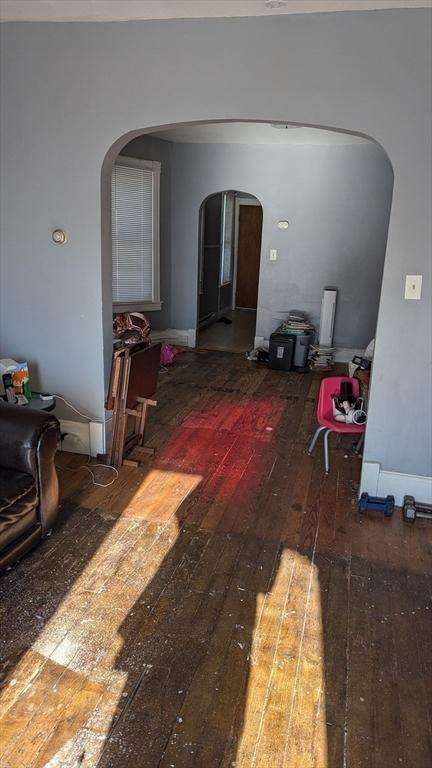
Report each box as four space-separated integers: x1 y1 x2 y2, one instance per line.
197 189 263 353
102 118 393 382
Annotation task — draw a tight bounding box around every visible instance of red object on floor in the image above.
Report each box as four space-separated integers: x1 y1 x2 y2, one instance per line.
308 375 365 474
316 375 365 434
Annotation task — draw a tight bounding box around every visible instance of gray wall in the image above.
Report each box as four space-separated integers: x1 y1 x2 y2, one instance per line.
0 10 431 478
169 141 393 348
119 135 172 330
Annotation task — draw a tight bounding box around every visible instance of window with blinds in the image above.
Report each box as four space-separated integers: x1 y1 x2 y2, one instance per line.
111 157 161 309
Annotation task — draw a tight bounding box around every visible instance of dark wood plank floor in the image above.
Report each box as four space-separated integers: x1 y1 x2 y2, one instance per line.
0 351 431 767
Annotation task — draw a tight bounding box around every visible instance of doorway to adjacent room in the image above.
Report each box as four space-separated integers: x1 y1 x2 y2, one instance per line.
197 190 263 353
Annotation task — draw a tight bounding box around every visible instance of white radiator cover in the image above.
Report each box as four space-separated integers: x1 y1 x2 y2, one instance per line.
319 289 337 347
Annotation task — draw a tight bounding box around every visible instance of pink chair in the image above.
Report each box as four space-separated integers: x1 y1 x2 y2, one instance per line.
308 376 365 473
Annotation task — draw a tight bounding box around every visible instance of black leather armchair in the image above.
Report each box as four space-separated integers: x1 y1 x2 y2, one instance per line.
0 403 60 573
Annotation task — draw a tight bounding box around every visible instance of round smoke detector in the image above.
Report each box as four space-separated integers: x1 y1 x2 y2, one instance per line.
52 229 67 244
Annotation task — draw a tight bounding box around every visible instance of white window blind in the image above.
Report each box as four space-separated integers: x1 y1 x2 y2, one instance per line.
111 158 161 308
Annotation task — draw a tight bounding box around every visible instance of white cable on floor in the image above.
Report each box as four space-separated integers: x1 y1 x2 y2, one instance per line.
57 434 118 488
53 394 98 422
56 459 119 488
54 397 117 485
79 463 119 488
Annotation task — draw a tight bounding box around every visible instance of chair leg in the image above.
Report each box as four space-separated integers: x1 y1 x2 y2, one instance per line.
355 433 365 454
308 426 327 456
323 429 332 474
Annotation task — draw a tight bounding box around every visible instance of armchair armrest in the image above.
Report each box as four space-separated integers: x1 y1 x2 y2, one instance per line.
0 404 60 533
0 402 59 475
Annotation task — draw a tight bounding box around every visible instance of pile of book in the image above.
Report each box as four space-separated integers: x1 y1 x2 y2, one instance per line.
309 344 335 371
280 311 315 336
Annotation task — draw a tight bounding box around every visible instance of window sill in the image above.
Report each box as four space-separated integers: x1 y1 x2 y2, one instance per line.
113 301 163 313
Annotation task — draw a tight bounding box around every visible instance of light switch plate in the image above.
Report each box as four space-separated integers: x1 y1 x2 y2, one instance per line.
404 274 422 300
270 249 277 261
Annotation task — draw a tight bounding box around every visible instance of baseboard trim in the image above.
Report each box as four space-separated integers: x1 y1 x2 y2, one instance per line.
59 419 105 456
360 461 432 506
151 328 196 348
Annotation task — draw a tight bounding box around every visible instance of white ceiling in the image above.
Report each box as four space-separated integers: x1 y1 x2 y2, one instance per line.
151 121 370 146
1 0 430 23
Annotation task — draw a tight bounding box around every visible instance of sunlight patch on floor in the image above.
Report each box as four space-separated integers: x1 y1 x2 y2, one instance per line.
238 549 328 767
0 469 202 768
121 468 203 521
0 651 105 768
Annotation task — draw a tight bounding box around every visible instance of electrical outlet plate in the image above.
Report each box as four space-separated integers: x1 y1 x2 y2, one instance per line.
404 274 422 300
59 419 90 455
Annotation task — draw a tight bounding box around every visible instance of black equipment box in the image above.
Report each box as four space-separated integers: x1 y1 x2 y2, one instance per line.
269 332 295 371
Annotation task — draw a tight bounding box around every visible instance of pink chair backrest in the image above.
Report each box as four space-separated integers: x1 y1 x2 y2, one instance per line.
317 376 361 422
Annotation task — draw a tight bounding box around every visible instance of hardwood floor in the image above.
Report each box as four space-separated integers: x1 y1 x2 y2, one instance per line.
198 310 256 353
0 351 431 768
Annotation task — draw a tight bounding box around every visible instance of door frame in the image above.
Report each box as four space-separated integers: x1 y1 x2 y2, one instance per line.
232 197 262 310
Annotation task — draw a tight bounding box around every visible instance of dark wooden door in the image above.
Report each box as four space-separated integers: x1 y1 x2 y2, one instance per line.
236 205 263 309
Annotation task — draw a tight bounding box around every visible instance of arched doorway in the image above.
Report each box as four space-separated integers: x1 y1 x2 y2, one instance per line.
101 118 394 469
197 190 263 352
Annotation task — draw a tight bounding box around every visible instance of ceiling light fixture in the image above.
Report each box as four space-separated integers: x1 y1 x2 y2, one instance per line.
265 0 288 9
270 123 299 130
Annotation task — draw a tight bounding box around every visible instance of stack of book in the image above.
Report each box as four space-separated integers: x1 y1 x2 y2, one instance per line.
309 344 335 371
280 312 315 336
